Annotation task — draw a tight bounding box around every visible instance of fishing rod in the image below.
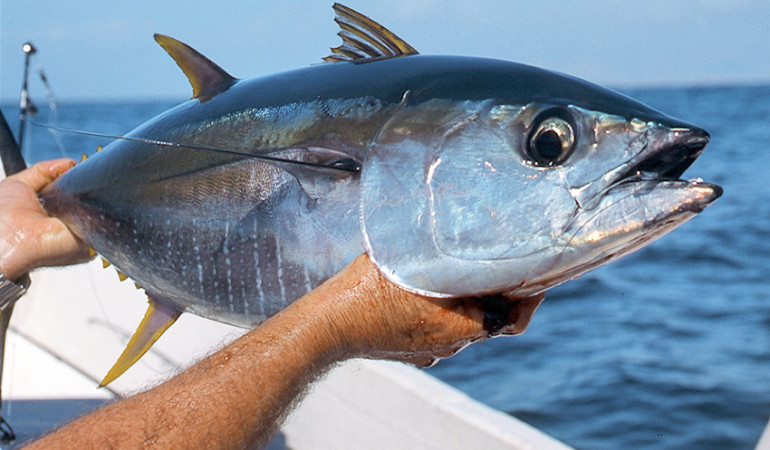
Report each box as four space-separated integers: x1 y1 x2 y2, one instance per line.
0 41 43 444
37 66 58 113
18 42 38 152
0 110 26 176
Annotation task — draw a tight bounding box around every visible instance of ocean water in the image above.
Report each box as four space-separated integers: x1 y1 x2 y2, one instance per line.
2 83 768 448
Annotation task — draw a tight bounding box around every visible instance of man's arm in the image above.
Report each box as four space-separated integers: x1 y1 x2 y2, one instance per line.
27 254 542 449
1 160 542 448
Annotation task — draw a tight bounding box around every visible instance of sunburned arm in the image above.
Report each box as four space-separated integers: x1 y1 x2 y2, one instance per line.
26 254 543 448
28 264 343 448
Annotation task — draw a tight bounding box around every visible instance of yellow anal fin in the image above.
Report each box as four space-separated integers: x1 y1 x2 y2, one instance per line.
100 298 183 387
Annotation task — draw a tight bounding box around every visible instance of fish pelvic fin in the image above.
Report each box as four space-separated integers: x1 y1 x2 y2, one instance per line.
154 34 236 100
324 3 418 63
99 297 183 387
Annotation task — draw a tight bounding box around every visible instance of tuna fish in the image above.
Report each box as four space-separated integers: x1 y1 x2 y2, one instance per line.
40 4 721 385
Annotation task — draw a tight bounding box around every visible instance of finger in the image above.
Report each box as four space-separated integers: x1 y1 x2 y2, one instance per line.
9 159 75 192
3 222 92 281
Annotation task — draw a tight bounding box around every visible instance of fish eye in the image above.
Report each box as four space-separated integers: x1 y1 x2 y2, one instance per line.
526 110 576 167
330 158 361 172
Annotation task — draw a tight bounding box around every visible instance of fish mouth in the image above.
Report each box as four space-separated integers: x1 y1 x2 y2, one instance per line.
570 126 719 212
621 127 710 183
522 126 722 297
590 125 722 219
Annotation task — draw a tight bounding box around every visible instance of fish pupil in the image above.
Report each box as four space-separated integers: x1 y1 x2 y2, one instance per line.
330 158 362 172
534 130 563 162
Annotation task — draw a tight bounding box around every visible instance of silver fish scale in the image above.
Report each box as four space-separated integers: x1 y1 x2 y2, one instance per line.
42 144 361 328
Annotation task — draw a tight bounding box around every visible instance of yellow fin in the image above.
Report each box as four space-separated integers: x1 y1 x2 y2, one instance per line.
100 298 182 387
154 34 236 100
324 3 418 63
101 258 111 268
96 145 103 152
116 270 128 282
88 247 97 258
80 153 88 162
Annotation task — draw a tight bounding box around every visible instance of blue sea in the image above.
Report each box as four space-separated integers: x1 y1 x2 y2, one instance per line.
2 83 769 449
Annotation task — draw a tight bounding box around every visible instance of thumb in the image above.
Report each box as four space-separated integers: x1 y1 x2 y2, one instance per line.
10 159 75 192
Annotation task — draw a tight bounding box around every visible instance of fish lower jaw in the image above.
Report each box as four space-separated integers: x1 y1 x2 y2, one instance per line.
517 179 722 296
609 177 721 208
674 179 723 213
516 210 696 297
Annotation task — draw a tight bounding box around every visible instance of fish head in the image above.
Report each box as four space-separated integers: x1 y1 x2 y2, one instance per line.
496 103 719 295
361 74 721 298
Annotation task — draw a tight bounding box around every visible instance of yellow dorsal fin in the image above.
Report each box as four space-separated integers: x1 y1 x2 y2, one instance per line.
88 247 97 258
324 3 418 63
116 270 128 282
80 153 88 162
101 258 111 268
154 34 237 100
100 298 183 386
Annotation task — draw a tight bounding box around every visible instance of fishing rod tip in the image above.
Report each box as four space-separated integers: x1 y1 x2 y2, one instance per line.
22 42 36 55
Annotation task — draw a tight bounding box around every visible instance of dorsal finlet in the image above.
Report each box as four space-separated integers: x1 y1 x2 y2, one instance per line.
154 34 236 100
324 3 418 63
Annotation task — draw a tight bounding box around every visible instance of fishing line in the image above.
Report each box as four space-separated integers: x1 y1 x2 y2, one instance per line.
36 65 58 112
45 124 70 160
29 121 361 174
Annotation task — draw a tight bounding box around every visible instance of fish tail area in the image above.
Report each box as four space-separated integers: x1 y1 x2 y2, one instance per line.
99 297 183 387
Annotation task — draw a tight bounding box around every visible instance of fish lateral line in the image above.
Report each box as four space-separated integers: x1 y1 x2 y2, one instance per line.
29 120 361 174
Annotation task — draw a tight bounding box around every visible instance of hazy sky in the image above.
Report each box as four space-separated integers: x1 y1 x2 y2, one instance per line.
2 1 769 102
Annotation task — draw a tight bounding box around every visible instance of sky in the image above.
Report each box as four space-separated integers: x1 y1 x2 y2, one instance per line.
1 0 769 103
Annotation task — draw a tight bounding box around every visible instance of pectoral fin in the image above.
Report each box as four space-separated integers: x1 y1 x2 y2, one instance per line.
265 147 361 200
100 297 183 387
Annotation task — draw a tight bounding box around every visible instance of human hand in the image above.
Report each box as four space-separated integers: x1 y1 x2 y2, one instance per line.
0 159 92 281
312 254 544 367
